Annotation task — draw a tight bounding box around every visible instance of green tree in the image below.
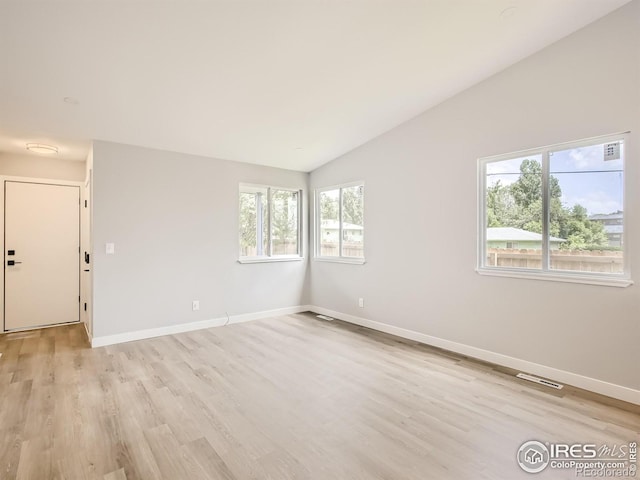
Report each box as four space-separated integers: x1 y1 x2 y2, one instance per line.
319 191 339 221
319 187 363 226
239 192 258 254
342 186 364 227
512 159 561 206
508 159 562 234
271 190 298 253
486 159 609 250
560 205 609 249
486 181 515 227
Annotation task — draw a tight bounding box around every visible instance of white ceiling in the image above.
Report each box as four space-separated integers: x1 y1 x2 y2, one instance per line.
0 0 630 171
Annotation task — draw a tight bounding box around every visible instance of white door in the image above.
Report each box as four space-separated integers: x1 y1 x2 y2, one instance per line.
4 181 80 331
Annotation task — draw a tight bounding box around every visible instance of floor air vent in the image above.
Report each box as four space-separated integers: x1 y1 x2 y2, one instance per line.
516 373 563 390
316 314 334 321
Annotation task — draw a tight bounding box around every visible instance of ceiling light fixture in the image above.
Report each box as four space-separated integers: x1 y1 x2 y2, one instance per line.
26 143 58 155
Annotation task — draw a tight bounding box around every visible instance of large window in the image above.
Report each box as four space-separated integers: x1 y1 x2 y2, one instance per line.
315 182 364 263
239 184 302 262
478 134 630 287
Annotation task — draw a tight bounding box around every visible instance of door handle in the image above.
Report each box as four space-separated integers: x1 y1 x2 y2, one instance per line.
7 260 22 266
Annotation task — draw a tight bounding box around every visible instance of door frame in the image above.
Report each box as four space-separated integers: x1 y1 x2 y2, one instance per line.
81 169 93 341
1 176 83 333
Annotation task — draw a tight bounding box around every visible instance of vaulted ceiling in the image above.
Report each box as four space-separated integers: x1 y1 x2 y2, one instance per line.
0 0 631 171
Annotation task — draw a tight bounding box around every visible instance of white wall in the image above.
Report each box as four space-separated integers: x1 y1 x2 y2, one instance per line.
309 2 640 393
91 141 309 338
0 152 86 181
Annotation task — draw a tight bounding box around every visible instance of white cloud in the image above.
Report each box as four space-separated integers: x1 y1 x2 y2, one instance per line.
486 156 540 187
487 174 517 187
568 147 600 169
562 191 622 215
556 143 622 171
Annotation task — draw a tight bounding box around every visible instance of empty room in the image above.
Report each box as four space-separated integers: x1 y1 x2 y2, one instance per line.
0 0 638 479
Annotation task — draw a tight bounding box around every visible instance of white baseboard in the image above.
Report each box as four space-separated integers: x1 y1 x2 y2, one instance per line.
91 305 309 348
308 305 640 406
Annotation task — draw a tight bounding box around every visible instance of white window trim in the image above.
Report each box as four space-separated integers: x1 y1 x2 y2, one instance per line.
477 132 632 288
314 181 365 264
314 256 366 265
238 256 303 264
238 183 303 263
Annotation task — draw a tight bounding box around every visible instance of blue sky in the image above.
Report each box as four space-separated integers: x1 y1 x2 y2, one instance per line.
486 142 624 216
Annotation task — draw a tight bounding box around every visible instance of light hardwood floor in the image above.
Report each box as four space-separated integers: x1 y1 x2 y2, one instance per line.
0 313 638 479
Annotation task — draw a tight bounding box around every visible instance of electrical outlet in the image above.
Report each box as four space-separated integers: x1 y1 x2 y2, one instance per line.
192 300 200 311
358 298 364 308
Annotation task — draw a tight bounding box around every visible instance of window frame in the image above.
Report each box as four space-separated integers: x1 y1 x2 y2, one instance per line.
238 183 303 264
314 181 365 264
477 132 632 287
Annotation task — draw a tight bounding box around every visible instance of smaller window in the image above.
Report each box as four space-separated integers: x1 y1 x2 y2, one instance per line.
239 184 302 262
315 182 364 263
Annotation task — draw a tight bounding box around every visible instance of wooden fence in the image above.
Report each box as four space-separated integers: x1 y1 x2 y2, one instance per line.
487 248 623 273
320 243 363 258
241 240 298 257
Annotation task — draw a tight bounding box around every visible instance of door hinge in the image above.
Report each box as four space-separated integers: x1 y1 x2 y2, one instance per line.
84 302 87 311
78 296 80 302
84 200 87 208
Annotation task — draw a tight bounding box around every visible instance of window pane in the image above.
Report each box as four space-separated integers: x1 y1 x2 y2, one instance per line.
239 187 268 257
239 191 256 256
485 155 543 270
261 191 269 255
341 185 364 258
549 141 624 273
319 189 339 257
271 190 299 255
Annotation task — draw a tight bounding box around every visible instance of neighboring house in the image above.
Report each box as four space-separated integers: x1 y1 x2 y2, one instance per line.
487 227 565 250
321 219 363 243
589 212 623 247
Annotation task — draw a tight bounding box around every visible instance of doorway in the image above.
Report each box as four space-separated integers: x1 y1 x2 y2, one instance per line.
3 180 80 331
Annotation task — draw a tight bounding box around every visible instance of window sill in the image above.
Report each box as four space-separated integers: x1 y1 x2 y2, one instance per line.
476 267 633 288
314 257 366 265
238 256 303 264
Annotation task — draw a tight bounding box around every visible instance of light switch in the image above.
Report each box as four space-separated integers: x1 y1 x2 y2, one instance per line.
106 243 115 255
